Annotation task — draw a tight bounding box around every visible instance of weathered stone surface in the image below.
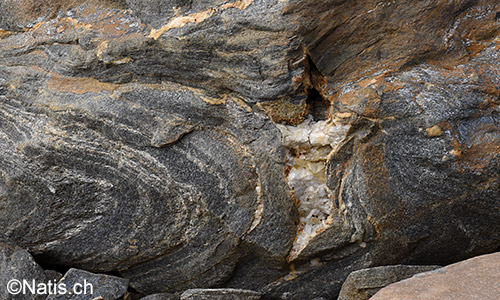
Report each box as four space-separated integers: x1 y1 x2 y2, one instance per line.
180 288 261 300
140 293 180 300
338 265 440 300
0 75 296 292
370 252 500 300
0 0 297 294
0 0 307 102
0 0 499 299
0 243 48 300
291 0 500 90
259 2 500 299
46 268 128 300
44 270 63 283
265 6 500 300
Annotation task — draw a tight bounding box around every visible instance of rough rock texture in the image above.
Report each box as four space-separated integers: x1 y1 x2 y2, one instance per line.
370 252 500 300
0 2 297 294
337 265 440 300
0 0 500 299
0 243 48 300
140 293 180 300
46 268 129 300
44 270 63 283
180 288 261 300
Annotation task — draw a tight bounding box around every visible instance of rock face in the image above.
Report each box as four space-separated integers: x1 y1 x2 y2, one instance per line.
370 252 500 300
0 0 499 299
46 268 129 300
338 265 440 300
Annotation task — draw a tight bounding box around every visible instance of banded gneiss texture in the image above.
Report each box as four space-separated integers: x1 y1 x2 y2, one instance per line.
0 0 500 299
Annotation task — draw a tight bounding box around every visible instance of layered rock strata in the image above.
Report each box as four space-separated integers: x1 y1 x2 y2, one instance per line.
0 0 499 299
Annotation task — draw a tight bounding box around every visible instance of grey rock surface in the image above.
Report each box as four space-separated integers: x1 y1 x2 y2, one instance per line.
140 293 180 300
44 270 63 283
46 268 128 300
0 243 48 300
0 0 499 300
0 2 297 292
180 288 261 300
264 41 500 299
337 265 440 300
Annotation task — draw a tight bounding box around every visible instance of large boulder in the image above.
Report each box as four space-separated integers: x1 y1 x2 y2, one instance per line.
0 0 499 299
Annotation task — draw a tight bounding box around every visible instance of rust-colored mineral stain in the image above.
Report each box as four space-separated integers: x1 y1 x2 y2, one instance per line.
448 121 500 173
48 74 119 95
0 30 12 39
333 73 395 112
466 42 487 57
59 17 93 30
257 99 308 125
459 141 500 173
335 88 359 107
361 89 381 118
361 142 399 219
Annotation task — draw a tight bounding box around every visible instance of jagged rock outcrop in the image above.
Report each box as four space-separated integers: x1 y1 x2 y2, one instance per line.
0 0 499 299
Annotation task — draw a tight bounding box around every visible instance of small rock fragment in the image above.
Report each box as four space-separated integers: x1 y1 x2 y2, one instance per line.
180 288 261 300
46 268 129 300
338 265 440 300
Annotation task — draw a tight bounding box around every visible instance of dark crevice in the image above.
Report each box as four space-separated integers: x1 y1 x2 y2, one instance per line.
305 54 330 120
306 88 328 121
32 254 72 275
126 287 146 300
32 253 128 280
